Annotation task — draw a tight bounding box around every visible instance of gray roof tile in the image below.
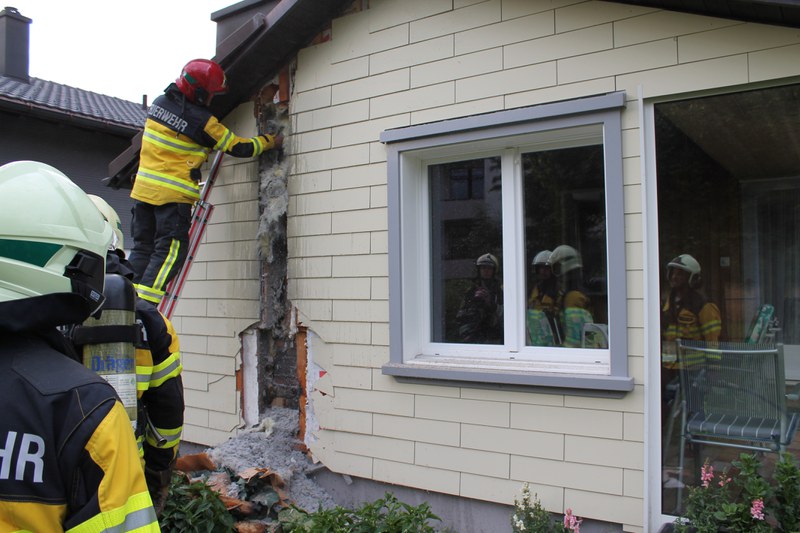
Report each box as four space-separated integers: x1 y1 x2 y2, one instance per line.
0 75 147 129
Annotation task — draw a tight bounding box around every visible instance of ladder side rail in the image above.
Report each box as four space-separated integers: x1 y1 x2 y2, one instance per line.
158 202 214 319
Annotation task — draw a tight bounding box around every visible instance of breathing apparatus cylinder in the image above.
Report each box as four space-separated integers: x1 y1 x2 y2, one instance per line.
79 273 138 428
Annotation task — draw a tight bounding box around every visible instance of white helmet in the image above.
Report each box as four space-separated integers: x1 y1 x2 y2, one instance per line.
532 250 552 267
667 253 702 288
0 161 111 314
549 245 582 277
87 194 124 251
475 253 499 270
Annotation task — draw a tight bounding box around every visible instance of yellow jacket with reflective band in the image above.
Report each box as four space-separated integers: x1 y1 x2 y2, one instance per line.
0 331 158 533
559 289 594 348
131 84 276 206
135 299 183 472
662 290 722 366
527 284 558 315
526 283 561 346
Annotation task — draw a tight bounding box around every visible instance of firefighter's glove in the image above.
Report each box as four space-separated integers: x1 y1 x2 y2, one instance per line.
145 465 173 515
260 133 284 151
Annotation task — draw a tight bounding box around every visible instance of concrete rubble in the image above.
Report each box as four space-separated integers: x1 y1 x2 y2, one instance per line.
176 407 336 530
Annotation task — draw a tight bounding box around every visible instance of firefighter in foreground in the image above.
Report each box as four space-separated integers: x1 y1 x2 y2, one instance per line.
0 161 159 532
88 195 184 514
129 58 283 306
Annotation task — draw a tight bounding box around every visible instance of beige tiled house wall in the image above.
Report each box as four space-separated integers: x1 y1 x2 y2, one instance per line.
288 0 800 530
172 105 262 447
145 0 800 531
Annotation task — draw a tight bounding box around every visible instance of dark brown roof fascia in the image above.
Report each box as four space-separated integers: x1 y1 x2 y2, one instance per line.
208 0 355 116
614 0 800 28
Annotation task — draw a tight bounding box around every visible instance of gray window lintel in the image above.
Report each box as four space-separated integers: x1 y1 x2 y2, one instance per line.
380 91 625 144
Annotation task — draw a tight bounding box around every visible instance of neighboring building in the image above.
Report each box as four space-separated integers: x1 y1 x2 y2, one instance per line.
0 6 145 247
109 1 800 531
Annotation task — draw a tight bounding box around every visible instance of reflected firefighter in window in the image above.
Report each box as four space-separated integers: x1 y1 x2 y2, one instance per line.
661 254 722 354
456 253 503 344
660 253 723 431
551 245 594 348
526 250 563 346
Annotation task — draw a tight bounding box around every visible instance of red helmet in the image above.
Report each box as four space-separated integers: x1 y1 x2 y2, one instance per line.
176 59 227 105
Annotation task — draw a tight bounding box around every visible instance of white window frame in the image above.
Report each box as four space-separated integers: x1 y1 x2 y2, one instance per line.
382 92 633 394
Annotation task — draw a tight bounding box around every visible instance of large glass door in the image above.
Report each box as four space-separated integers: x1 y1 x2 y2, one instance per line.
653 83 800 514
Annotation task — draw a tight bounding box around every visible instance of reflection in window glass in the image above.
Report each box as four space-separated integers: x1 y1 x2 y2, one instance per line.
522 144 608 348
656 83 800 514
386 93 628 386
429 157 503 344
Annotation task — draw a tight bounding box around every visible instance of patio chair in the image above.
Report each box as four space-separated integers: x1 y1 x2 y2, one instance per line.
582 323 608 348
745 304 780 344
675 339 800 505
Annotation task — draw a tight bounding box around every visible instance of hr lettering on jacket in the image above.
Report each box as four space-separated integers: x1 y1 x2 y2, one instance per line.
0 431 45 483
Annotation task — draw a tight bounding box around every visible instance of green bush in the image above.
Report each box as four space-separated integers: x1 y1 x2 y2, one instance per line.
159 473 236 533
774 453 800 532
675 452 800 533
279 492 441 532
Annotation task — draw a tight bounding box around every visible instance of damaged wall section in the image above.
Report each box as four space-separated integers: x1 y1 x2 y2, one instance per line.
254 85 298 413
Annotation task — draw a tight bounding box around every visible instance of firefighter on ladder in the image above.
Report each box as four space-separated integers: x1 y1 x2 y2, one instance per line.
129 58 283 306
0 161 159 532
89 195 185 514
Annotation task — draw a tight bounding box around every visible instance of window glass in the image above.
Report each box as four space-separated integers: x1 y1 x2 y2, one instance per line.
429 157 503 344
422 128 610 357
522 144 607 349
656 83 800 514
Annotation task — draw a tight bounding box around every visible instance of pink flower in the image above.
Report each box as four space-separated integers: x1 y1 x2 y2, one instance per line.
718 475 731 487
700 463 714 488
563 508 582 532
751 498 765 521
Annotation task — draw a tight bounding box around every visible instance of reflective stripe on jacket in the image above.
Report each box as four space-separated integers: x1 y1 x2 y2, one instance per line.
135 300 184 470
662 291 722 366
662 289 722 343
131 84 274 206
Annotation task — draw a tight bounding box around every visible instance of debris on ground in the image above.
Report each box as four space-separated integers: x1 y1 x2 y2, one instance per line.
175 407 336 530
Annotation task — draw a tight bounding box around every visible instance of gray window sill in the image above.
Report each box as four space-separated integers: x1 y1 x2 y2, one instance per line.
382 360 634 398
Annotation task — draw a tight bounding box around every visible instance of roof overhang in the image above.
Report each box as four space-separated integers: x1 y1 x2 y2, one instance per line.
106 0 800 189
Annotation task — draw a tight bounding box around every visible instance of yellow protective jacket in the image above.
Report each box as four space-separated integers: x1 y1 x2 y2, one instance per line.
661 290 722 343
526 282 562 346
661 290 722 366
135 299 183 472
131 84 276 206
527 283 559 315
559 289 594 348
0 330 158 533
